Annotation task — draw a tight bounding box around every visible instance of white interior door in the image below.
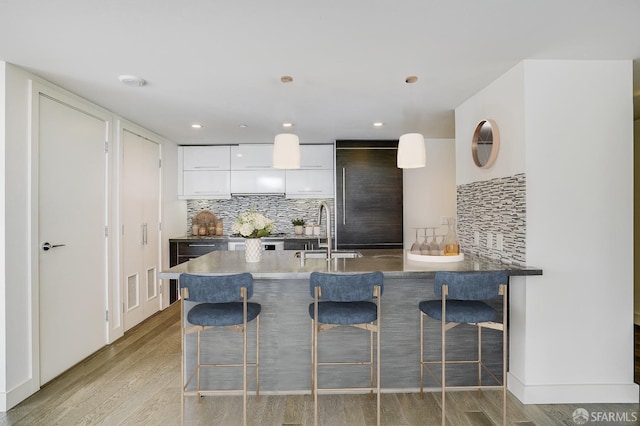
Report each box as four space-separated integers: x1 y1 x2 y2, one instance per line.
122 130 161 331
38 94 108 384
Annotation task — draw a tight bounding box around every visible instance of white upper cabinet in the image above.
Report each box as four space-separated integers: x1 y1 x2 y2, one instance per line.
286 145 334 198
285 169 334 198
230 145 284 193
183 145 230 170
299 144 334 169
178 144 334 198
231 170 285 194
179 146 231 199
230 144 274 169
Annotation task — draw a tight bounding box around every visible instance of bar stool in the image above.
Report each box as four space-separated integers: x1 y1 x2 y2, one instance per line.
179 273 261 426
309 271 383 426
419 270 508 426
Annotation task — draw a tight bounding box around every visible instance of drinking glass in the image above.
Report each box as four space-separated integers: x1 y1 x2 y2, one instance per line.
420 228 432 255
410 228 421 253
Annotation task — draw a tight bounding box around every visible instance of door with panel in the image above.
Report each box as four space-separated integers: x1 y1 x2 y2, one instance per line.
122 130 161 331
335 140 404 249
38 93 108 384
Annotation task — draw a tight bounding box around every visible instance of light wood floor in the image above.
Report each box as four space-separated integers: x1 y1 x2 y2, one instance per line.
3 303 638 425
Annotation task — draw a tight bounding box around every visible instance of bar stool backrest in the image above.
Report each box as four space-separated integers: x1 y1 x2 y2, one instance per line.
434 271 507 300
180 273 254 302
310 271 384 301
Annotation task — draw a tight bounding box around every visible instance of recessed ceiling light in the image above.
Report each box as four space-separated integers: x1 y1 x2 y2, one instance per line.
282 122 294 128
373 122 384 127
280 75 294 83
118 75 147 87
239 124 248 128
405 76 418 84
191 123 202 129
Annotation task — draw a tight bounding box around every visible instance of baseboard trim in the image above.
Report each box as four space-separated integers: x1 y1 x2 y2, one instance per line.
1 378 40 412
508 373 639 404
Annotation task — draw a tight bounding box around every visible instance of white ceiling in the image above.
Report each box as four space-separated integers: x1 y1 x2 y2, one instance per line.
1 0 639 145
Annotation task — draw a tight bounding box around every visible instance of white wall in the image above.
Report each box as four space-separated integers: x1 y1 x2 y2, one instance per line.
160 135 186 308
635 118 639 324
402 138 456 247
455 63 526 183
1 63 36 410
456 60 638 404
0 62 6 406
0 63 185 411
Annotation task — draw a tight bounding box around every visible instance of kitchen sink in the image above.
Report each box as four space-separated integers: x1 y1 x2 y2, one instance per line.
295 250 363 260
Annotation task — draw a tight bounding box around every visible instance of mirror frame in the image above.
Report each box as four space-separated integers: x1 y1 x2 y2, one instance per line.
471 119 500 168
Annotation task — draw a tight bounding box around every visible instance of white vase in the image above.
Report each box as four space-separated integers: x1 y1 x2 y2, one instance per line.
245 238 262 262
294 225 303 235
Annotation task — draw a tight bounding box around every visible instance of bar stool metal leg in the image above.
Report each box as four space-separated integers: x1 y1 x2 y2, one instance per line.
419 271 509 426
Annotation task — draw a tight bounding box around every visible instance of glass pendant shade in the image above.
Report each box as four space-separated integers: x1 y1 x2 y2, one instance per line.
397 133 426 168
273 133 301 169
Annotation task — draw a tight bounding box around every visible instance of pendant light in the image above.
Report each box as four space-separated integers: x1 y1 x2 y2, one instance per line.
273 75 301 169
397 133 426 168
273 133 301 169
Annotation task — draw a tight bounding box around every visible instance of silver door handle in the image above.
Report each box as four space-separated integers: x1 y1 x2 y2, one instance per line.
141 223 148 245
342 167 346 225
42 242 66 251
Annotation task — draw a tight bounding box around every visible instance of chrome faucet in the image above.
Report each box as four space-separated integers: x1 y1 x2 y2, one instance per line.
318 201 332 260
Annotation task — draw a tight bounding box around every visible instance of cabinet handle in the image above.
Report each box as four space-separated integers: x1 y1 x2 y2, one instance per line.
246 165 271 169
193 166 220 169
342 167 346 225
301 165 323 168
188 244 219 247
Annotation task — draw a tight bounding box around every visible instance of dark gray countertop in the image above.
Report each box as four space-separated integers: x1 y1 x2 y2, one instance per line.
169 234 327 241
159 249 542 280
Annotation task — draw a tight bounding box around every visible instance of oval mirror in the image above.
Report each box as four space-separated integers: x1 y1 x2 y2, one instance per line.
471 119 500 168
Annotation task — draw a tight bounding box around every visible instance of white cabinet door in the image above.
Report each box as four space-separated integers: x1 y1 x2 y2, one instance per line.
231 170 285 194
285 145 334 198
179 146 231 198
231 144 274 169
182 145 230 170
300 145 334 169
122 130 161 331
183 170 231 199
286 169 334 198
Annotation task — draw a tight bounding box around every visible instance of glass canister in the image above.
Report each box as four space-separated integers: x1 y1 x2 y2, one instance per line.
444 218 460 256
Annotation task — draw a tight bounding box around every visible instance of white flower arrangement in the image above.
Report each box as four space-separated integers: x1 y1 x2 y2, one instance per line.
232 210 274 238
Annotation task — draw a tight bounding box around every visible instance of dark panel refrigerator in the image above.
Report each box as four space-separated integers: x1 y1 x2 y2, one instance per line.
335 140 403 249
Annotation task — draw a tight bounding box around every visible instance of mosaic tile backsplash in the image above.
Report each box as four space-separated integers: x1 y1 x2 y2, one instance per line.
186 196 334 236
456 174 526 265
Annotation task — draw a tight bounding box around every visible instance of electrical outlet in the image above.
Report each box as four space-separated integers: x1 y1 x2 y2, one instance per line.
496 233 504 251
474 231 480 246
487 232 493 249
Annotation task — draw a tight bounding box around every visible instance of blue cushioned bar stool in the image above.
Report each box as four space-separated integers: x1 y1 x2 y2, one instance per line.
180 273 260 426
309 271 383 426
419 270 508 426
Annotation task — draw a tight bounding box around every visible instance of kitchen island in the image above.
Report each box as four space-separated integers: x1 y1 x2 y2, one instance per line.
160 249 542 394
